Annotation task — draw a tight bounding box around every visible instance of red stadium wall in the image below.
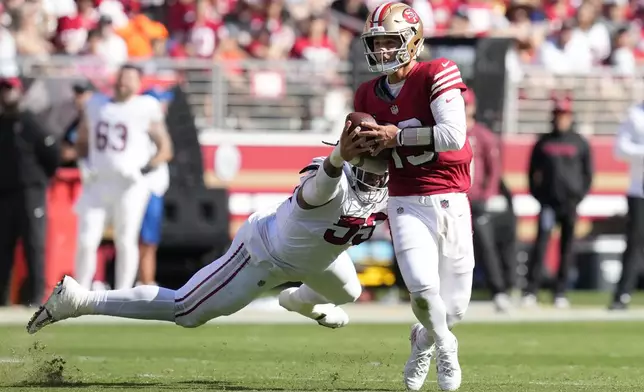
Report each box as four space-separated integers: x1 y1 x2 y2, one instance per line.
199 134 628 239
11 134 624 304
199 134 628 276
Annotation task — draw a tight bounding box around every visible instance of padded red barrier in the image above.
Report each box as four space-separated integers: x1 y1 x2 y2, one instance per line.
10 169 82 304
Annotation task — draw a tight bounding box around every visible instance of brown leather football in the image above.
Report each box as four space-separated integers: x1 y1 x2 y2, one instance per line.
345 112 377 134
344 112 392 162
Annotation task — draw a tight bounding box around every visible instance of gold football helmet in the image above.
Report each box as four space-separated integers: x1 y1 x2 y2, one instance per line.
361 2 425 74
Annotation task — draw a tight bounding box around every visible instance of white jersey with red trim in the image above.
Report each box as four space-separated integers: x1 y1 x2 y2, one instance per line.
246 160 388 273
84 94 164 182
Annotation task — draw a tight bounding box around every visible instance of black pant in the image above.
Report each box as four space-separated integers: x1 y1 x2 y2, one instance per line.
472 202 517 296
614 196 644 300
525 205 577 296
0 187 46 306
493 208 518 292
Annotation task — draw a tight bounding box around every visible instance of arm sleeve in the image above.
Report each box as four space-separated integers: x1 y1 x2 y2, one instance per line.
300 164 346 207
430 89 467 152
614 110 644 159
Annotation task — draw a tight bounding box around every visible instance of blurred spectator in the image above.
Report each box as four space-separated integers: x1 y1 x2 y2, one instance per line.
0 77 59 307
601 0 629 36
544 0 576 30
465 90 510 312
185 0 223 59
331 0 369 21
60 80 95 168
605 26 635 75
609 101 644 310
571 1 610 64
449 7 473 36
538 21 593 74
13 1 53 57
523 96 593 309
94 15 128 68
460 0 509 36
117 13 168 58
0 22 18 77
55 0 99 55
291 14 337 64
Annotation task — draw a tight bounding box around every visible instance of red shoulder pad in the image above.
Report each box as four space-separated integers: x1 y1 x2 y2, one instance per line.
353 82 369 112
427 58 467 103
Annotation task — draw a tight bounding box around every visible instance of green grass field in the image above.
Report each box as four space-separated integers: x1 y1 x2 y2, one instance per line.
1 321 644 391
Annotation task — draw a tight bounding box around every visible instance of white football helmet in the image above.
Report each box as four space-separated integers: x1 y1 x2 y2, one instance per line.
344 163 388 205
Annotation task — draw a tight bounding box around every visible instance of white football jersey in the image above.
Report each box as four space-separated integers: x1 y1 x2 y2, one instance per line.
85 94 164 181
248 164 388 273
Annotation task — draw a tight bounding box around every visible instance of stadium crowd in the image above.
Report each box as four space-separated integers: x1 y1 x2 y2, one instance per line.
0 0 641 78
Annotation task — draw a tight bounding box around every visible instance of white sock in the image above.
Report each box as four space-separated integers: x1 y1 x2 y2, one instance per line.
113 240 140 290
411 290 453 347
82 285 176 322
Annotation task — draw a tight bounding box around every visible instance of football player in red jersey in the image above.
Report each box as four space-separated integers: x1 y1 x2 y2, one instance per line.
354 2 473 391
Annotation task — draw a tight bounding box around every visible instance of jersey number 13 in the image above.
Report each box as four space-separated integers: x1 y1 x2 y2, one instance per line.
390 118 437 169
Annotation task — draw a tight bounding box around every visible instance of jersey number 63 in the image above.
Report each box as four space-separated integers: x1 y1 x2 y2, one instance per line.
324 213 388 246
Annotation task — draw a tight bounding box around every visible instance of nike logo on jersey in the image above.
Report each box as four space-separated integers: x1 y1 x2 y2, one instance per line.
446 97 456 103
441 61 450 67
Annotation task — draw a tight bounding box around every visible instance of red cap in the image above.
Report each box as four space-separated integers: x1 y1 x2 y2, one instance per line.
553 98 572 113
462 89 476 106
0 77 22 90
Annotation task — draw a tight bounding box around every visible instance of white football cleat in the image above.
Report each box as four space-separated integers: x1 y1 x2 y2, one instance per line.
493 293 512 313
278 288 349 329
553 296 570 309
520 293 538 308
26 276 85 334
435 336 462 391
404 323 433 391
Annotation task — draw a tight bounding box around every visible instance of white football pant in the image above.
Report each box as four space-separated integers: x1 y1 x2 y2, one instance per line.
74 178 150 290
174 221 362 328
388 193 474 343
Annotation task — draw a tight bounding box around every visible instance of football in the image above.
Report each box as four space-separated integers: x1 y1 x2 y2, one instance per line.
344 112 392 164
345 112 377 135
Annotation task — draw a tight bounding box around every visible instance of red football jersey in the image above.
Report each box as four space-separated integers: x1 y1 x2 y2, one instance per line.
354 59 472 197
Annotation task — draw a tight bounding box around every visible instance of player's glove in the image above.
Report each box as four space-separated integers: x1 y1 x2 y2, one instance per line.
140 164 155 175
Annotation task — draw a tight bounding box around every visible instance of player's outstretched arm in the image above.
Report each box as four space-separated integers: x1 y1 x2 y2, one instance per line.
297 122 371 209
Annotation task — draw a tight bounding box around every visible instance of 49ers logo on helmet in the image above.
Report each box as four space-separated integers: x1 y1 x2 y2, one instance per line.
402 8 420 24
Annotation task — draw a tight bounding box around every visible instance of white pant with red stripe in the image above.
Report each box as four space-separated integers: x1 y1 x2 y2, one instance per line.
173 221 361 328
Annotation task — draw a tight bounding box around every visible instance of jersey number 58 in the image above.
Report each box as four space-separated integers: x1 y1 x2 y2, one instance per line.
323 213 388 246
